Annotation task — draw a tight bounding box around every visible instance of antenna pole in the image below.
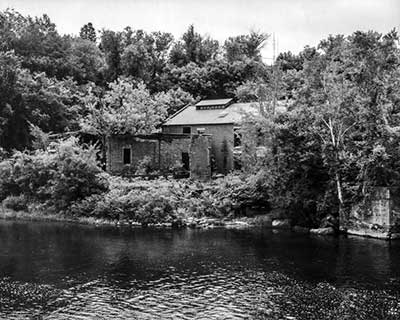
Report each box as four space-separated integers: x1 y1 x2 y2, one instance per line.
272 33 277 115
272 32 276 64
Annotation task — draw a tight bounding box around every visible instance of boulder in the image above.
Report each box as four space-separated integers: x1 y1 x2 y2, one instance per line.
272 219 291 229
310 227 335 235
292 226 310 234
320 215 338 229
171 220 183 229
269 208 286 219
188 221 197 228
253 215 273 227
225 220 250 229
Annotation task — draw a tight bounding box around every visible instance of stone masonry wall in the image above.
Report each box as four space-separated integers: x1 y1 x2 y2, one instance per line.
190 135 211 180
107 136 191 174
159 138 191 170
107 134 210 179
107 136 158 174
162 124 234 174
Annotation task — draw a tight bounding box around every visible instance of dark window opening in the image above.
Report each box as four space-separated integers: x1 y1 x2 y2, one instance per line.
182 126 191 134
182 152 190 171
234 128 241 147
123 148 131 165
234 158 242 170
223 155 227 173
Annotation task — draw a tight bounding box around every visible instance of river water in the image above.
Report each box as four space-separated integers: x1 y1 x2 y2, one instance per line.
0 220 400 319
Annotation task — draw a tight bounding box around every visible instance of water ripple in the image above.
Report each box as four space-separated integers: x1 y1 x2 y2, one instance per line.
1 223 400 319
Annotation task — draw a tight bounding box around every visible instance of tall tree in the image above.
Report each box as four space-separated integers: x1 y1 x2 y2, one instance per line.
169 25 219 67
67 37 105 84
80 78 170 164
99 29 122 82
276 51 303 71
224 31 269 62
0 51 85 150
79 22 97 42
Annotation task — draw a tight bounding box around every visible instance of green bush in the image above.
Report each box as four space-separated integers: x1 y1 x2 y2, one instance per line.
0 137 108 211
1 140 265 224
0 159 20 201
68 174 266 224
2 195 28 211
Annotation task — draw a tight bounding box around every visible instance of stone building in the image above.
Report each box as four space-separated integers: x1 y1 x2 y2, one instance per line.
106 98 284 178
162 98 259 174
106 133 211 180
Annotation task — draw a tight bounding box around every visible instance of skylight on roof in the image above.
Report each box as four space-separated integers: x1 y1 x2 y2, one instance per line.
195 98 233 110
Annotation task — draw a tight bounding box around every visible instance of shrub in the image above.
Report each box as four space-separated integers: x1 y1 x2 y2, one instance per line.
3 195 28 211
0 137 109 211
135 156 153 175
0 159 20 201
0 147 7 161
67 174 266 224
1 142 266 224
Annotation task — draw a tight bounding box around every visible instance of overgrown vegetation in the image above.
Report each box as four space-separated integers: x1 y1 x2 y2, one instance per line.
0 9 268 151
0 138 268 225
0 138 108 211
239 30 400 226
0 9 399 227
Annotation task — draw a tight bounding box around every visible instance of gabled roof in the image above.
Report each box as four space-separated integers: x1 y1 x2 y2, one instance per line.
163 100 287 126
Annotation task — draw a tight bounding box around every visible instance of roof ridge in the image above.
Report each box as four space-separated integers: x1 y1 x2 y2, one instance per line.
162 100 280 126
163 103 193 124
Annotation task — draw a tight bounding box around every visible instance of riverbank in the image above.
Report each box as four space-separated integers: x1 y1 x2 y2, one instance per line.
0 206 339 237
0 206 273 229
0 138 340 236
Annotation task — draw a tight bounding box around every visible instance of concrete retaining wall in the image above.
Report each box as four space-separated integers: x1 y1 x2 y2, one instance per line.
341 187 400 240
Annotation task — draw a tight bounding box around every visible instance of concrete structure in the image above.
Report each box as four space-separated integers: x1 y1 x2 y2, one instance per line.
341 187 400 239
106 133 211 180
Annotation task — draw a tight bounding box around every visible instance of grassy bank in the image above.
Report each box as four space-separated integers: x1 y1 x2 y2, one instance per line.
0 207 119 226
0 205 275 230
0 172 271 229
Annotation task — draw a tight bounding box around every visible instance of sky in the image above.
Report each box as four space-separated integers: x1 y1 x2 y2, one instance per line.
2 0 400 63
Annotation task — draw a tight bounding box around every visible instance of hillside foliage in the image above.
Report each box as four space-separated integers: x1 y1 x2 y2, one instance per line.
1 9 400 225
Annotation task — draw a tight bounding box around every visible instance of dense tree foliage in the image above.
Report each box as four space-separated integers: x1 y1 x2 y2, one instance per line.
239 29 400 225
80 78 169 137
170 24 219 66
0 137 108 210
224 31 269 62
79 22 96 42
67 38 105 84
0 9 270 151
0 51 85 150
1 9 399 227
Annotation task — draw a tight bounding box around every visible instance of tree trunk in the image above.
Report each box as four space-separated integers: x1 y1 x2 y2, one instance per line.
102 135 107 171
335 172 343 205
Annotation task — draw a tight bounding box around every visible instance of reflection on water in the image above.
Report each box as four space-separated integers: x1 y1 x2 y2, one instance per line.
0 221 399 319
